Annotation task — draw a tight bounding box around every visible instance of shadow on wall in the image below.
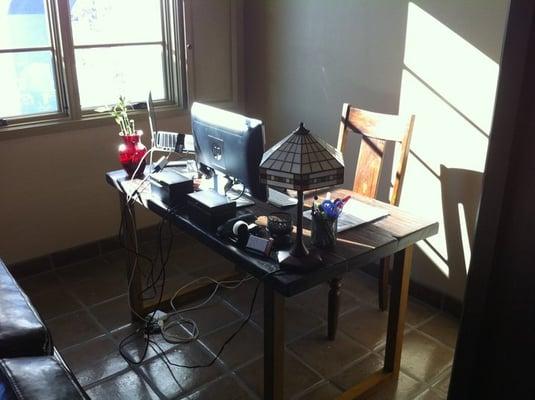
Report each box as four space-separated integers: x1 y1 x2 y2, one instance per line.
440 165 482 302
342 2 502 301
243 0 506 301
398 2 502 300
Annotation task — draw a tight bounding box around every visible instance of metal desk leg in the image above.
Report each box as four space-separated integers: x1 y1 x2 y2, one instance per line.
119 193 144 321
264 286 285 400
384 245 413 375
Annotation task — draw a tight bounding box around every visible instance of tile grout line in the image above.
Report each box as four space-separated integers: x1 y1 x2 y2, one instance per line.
30 233 262 398
281 290 449 398
427 367 451 396
215 283 402 397
52 258 170 399
33 255 455 399
412 326 457 351
149 302 264 398
292 379 337 400
83 273 264 397
286 345 372 394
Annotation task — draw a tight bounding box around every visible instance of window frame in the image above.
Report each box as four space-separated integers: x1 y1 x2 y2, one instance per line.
0 0 188 132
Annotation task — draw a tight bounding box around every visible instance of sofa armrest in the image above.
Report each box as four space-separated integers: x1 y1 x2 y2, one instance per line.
0 260 53 357
0 356 88 400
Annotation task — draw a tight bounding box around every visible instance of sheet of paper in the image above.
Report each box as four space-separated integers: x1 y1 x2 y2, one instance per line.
304 198 389 232
268 188 298 207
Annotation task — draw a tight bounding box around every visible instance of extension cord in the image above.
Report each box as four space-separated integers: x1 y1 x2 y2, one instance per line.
147 310 168 334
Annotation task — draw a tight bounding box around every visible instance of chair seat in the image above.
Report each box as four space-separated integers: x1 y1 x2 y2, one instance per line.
0 260 53 358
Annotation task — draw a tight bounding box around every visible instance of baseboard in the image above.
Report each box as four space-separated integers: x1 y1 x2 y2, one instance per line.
361 263 463 319
6 224 160 280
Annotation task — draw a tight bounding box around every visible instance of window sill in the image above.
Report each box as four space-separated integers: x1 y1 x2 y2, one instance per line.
0 105 189 140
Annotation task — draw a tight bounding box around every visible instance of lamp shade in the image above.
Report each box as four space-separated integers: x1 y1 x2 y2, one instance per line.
259 123 344 191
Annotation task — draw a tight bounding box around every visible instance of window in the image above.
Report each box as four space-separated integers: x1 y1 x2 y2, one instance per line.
0 0 60 119
0 0 185 126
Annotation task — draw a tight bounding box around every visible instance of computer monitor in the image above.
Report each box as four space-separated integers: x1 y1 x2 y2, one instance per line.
191 102 268 202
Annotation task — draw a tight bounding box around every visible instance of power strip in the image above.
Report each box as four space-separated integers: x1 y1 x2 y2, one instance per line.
155 131 185 152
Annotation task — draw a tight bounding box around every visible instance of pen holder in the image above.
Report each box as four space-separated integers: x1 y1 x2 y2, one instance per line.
311 213 338 249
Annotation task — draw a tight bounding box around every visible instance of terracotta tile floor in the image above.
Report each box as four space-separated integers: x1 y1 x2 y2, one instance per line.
20 244 458 399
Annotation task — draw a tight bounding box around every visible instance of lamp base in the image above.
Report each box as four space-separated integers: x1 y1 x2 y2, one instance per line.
277 249 323 272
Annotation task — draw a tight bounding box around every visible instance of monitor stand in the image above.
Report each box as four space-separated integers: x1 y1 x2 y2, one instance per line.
226 188 255 208
213 174 255 208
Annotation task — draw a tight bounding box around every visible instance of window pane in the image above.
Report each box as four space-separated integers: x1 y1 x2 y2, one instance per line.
70 0 162 46
75 45 166 108
0 51 58 118
0 0 51 49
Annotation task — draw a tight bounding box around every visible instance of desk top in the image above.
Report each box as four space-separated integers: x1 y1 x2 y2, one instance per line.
106 169 438 296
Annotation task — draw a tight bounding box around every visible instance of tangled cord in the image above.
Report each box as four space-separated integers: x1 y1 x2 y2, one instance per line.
116 178 286 371
159 274 255 344
151 269 284 369
224 176 246 201
117 202 173 365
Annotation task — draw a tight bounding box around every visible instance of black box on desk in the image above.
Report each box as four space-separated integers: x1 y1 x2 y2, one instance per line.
150 169 193 208
186 190 236 230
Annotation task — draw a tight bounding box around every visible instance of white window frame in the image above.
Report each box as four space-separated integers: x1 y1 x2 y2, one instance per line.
0 0 188 132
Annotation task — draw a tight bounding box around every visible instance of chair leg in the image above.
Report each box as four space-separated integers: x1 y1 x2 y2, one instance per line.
328 278 342 340
379 257 390 311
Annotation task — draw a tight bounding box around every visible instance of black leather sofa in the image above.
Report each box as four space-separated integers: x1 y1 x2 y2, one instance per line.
0 259 88 400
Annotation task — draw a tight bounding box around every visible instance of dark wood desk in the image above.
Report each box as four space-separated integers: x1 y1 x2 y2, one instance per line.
106 168 438 400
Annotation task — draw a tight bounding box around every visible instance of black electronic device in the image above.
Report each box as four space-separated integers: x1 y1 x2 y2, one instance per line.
191 102 268 203
216 213 273 254
186 190 236 230
150 168 193 207
245 234 273 257
216 213 257 239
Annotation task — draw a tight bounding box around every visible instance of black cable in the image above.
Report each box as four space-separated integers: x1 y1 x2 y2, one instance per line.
118 202 159 302
138 219 173 301
224 177 246 201
118 203 155 274
146 269 287 369
117 202 173 365
117 196 175 302
147 342 182 388
116 189 283 369
117 209 152 364
139 222 163 301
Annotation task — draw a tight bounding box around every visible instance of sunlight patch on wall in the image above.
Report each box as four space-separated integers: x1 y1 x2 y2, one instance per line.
400 70 489 175
458 203 472 273
404 2 499 135
401 151 450 277
399 3 499 279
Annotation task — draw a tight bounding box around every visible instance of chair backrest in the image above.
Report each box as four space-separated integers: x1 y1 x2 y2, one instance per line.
337 103 415 206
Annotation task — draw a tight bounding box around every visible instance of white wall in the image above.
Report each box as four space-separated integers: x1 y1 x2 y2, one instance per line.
244 0 509 300
0 115 189 263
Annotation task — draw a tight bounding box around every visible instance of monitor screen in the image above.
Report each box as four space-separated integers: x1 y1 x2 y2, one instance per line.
191 103 268 202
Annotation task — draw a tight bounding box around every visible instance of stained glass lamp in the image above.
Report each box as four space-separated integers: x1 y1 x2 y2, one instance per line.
260 123 344 270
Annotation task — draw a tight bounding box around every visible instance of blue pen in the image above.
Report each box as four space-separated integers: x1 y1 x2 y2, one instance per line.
321 200 340 218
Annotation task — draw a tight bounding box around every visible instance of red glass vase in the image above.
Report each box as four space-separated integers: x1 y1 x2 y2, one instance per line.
118 130 147 178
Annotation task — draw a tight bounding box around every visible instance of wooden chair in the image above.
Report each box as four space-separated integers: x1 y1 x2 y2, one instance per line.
327 104 415 340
